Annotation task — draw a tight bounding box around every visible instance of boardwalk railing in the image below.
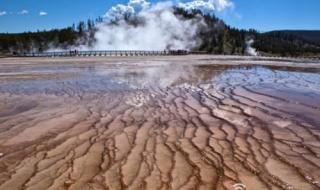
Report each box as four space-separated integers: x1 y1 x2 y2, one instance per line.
21 50 189 57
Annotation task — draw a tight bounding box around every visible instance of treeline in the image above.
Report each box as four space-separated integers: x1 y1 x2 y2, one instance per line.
0 28 77 53
0 9 320 57
175 8 256 55
0 18 102 54
255 31 320 56
176 9 320 56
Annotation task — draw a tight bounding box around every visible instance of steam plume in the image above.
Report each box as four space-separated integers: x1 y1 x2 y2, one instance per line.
245 39 258 56
89 0 233 51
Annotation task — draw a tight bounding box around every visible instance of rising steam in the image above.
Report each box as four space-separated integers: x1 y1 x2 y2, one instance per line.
89 0 233 51
245 39 258 56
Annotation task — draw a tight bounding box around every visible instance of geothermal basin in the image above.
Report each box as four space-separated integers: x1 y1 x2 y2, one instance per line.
0 55 320 190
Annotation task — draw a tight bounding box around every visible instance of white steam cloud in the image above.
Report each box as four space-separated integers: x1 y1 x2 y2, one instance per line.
245 39 258 56
89 0 233 51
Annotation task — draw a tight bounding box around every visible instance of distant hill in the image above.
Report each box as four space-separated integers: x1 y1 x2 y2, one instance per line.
265 30 320 45
254 30 320 56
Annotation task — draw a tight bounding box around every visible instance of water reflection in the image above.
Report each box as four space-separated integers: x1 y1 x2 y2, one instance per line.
98 65 230 89
0 64 319 95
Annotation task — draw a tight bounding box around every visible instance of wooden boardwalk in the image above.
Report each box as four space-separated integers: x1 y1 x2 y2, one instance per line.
21 50 189 57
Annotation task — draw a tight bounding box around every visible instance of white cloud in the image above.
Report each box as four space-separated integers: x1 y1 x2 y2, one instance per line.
0 11 7 16
39 11 48 16
178 0 233 14
18 10 29 15
105 0 233 20
105 4 135 20
128 0 150 12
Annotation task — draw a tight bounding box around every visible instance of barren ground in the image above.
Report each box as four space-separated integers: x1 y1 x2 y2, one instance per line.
0 55 320 190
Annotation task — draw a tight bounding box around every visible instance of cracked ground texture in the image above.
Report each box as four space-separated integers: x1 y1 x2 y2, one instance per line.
0 55 320 190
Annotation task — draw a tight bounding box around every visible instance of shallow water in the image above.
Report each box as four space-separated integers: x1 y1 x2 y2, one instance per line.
1 64 320 93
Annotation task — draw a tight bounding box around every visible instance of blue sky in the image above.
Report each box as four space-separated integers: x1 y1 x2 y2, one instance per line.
0 0 319 33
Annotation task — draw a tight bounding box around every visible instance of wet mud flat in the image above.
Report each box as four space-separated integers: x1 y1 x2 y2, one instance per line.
0 55 320 190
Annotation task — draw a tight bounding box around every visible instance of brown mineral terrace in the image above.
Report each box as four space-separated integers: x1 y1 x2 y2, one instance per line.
0 55 320 190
